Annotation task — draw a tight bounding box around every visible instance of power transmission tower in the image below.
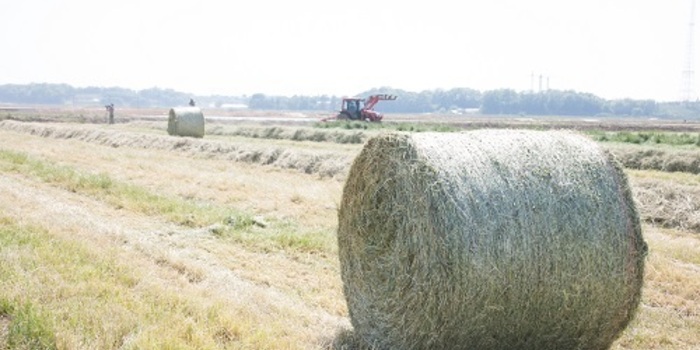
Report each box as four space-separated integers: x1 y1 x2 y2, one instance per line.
682 0 697 102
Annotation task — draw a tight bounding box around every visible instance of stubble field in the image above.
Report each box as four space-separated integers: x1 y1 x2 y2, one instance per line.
0 108 698 349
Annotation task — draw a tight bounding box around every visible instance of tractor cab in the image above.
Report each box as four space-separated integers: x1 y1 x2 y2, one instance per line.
340 98 364 120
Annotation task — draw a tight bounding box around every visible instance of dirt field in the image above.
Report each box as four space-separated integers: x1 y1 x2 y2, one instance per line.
0 112 698 349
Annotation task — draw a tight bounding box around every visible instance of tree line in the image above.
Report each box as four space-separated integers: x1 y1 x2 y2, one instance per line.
480 89 658 117
0 83 245 109
1 83 698 119
248 87 697 119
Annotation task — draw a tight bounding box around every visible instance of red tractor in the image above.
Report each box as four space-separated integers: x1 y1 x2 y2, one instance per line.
330 94 397 122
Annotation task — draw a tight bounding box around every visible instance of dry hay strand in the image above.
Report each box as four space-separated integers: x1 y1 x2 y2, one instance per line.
168 107 205 138
338 130 647 350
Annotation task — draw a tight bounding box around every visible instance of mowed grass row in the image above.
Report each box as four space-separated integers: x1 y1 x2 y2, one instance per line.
0 121 355 179
0 215 327 350
1 123 699 348
205 121 700 147
5 119 700 178
8 121 698 235
0 150 348 349
0 149 335 254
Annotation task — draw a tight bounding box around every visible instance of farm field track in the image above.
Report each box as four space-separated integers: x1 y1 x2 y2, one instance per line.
0 115 699 349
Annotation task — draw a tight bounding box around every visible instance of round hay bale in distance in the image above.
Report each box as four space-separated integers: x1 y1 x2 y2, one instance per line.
168 107 205 138
338 130 647 350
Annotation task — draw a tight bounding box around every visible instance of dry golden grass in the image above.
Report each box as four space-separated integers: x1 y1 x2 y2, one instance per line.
0 120 698 349
612 227 700 349
0 173 348 349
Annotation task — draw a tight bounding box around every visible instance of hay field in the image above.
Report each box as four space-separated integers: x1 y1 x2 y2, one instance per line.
0 113 698 349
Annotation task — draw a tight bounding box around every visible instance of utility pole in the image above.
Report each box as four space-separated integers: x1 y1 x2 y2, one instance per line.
682 0 696 102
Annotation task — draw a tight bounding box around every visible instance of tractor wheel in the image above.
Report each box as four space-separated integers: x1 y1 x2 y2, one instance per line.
337 112 353 120
338 112 357 120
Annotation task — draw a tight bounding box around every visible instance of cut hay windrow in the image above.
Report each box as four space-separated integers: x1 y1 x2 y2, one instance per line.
604 144 700 175
0 120 352 178
206 125 368 144
168 107 205 138
631 177 700 233
338 130 647 350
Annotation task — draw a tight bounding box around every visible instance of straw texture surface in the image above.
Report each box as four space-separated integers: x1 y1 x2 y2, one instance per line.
338 130 647 350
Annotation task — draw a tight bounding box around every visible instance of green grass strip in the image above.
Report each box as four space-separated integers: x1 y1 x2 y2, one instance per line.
0 299 56 350
0 149 242 228
0 149 334 253
587 130 700 147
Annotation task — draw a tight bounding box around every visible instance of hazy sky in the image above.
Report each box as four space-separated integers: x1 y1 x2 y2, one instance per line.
0 0 694 101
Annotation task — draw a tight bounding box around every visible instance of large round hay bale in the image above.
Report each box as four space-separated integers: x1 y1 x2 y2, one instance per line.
338 130 647 350
168 107 204 138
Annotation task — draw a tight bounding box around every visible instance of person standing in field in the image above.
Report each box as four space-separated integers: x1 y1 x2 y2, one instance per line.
105 103 115 124
189 98 195 106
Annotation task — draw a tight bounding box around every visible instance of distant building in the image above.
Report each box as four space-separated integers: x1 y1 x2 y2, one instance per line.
71 94 103 107
219 103 248 110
